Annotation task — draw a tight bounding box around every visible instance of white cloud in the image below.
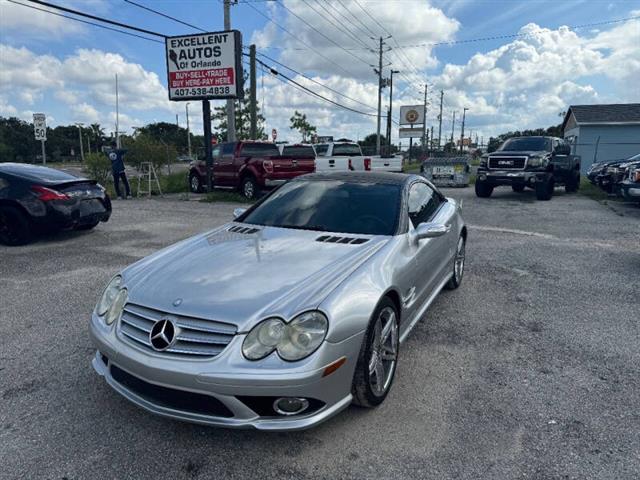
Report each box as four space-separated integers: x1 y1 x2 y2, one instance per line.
70 102 100 124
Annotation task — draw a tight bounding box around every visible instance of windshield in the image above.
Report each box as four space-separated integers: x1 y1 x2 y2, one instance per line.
499 137 551 152
332 144 362 156
241 180 401 235
283 146 316 157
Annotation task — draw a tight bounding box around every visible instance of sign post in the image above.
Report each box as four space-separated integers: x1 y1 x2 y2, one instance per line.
33 113 47 165
165 30 243 192
399 105 426 163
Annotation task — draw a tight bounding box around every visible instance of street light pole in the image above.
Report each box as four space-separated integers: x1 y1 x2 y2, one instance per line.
388 70 399 152
224 0 236 142
185 102 192 159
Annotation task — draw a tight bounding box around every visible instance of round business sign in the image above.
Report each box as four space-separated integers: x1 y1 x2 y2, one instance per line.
405 109 420 124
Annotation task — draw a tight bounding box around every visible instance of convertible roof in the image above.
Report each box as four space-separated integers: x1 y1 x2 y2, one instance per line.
296 171 414 185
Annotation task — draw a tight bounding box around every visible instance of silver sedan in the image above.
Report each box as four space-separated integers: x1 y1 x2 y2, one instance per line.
89 172 467 430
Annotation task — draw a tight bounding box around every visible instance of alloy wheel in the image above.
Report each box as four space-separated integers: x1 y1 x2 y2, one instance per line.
368 306 398 397
454 237 466 283
243 180 254 199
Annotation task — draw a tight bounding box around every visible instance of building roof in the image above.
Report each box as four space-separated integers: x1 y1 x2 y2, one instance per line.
563 103 640 131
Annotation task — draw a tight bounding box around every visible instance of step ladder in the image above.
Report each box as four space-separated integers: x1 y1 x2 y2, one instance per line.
136 162 163 198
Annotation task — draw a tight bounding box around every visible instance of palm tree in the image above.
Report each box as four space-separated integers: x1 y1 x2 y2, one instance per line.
89 123 105 150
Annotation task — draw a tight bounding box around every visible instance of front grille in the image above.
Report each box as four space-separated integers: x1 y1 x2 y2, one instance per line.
110 365 233 417
488 156 527 170
118 303 236 358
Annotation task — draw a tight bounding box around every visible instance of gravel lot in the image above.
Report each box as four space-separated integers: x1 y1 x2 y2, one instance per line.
1 187 638 479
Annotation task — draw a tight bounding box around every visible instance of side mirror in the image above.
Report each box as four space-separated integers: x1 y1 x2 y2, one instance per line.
233 208 247 219
414 222 450 240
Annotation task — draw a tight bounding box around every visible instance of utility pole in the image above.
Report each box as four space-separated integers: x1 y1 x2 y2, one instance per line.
76 123 84 162
176 114 179 127
437 90 443 150
203 100 213 192
249 44 257 140
186 103 192 159
430 125 434 150
422 84 428 154
375 36 384 155
450 111 456 148
224 0 236 142
460 107 468 153
115 73 120 148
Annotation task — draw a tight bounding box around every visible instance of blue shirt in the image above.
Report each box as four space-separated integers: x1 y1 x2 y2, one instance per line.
108 149 127 174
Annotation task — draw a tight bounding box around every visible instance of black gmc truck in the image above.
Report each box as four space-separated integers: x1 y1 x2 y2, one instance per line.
476 136 581 200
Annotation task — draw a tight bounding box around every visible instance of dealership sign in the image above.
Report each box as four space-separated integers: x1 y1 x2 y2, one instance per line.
399 105 425 125
165 30 243 101
399 127 423 139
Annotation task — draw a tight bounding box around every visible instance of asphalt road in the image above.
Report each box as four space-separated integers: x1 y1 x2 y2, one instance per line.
1 187 639 479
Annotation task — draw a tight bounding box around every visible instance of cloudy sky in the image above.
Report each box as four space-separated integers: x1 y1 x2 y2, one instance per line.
0 0 639 144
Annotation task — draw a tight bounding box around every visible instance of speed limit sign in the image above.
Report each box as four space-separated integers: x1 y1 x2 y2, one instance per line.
33 113 47 141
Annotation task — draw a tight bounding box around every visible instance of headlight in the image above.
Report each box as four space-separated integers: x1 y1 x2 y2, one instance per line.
242 311 328 361
96 275 122 316
105 288 127 325
527 156 547 167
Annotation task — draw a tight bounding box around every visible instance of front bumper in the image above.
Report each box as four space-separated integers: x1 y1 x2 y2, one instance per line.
476 169 548 186
89 313 363 430
620 182 640 199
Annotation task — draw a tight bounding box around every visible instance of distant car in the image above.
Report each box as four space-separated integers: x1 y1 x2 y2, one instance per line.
619 155 640 203
176 155 193 163
89 172 467 430
0 163 111 246
188 141 315 199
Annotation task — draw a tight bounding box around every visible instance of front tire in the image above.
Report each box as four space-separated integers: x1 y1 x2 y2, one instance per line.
445 234 466 290
352 298 399 408
475 181 493 198
535 178 554 201
0 206 32 246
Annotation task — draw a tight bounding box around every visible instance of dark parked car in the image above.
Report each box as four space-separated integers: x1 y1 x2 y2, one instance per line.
476 136 580 200
0 163 111 246
619 156 640 203
188 141 315 199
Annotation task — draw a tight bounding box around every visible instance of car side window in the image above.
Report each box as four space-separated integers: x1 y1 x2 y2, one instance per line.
222 143 234 155
315 144 328 156
407 182 442 228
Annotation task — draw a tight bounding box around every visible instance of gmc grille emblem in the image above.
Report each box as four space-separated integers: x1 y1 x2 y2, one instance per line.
498 160 512 165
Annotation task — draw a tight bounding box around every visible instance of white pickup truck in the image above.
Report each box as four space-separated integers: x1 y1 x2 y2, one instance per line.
315 142 402 173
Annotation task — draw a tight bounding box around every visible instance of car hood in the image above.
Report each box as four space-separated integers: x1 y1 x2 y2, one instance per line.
489 150 548 157
121 224 387 331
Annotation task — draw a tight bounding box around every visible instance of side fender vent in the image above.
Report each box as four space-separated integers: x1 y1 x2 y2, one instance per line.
228 225 260 234
316 235 369 245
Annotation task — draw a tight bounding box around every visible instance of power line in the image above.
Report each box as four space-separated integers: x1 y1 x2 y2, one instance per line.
123 0 207 32
24 0 167 38
7 0 164 43
277 1 372 67
242 1 363 78
315 0 376 52
254 50 378 113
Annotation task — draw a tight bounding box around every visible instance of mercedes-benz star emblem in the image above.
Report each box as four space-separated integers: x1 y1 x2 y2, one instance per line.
173 298 183 307
149 319 176 351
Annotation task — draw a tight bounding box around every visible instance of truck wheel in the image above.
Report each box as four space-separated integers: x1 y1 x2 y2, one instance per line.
535 178 554 201
0 206 32 246
512 184 525 192
241 176 258 200
475 181 493 198
189 172 203 193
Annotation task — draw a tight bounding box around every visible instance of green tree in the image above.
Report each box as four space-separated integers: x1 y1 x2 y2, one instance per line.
83 152 111 186
289 110 316 142
122 133 176 172
358 133 386 147
212 88 267 141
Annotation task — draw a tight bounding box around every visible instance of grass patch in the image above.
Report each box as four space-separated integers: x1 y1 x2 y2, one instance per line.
160 171 189 194
200 190 248 203
403 162 422 173
578 177 615 202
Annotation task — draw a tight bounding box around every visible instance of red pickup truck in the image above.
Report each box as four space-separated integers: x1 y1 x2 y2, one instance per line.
188 141 315 199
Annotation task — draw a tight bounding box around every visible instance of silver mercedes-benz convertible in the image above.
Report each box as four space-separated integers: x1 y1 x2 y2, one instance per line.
90 172 466 430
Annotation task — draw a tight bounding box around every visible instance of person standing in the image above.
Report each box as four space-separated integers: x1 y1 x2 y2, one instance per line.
108 141 131 199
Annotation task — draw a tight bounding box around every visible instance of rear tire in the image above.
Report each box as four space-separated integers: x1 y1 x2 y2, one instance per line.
189 172 203 193
0 206 32 246
475 181 493 198
512 184 525 192
535 178 554 201
240 175 258 200
352 297 399 408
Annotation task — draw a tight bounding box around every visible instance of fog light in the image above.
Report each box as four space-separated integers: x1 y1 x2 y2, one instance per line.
479 174 486 181
273 397 309 416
